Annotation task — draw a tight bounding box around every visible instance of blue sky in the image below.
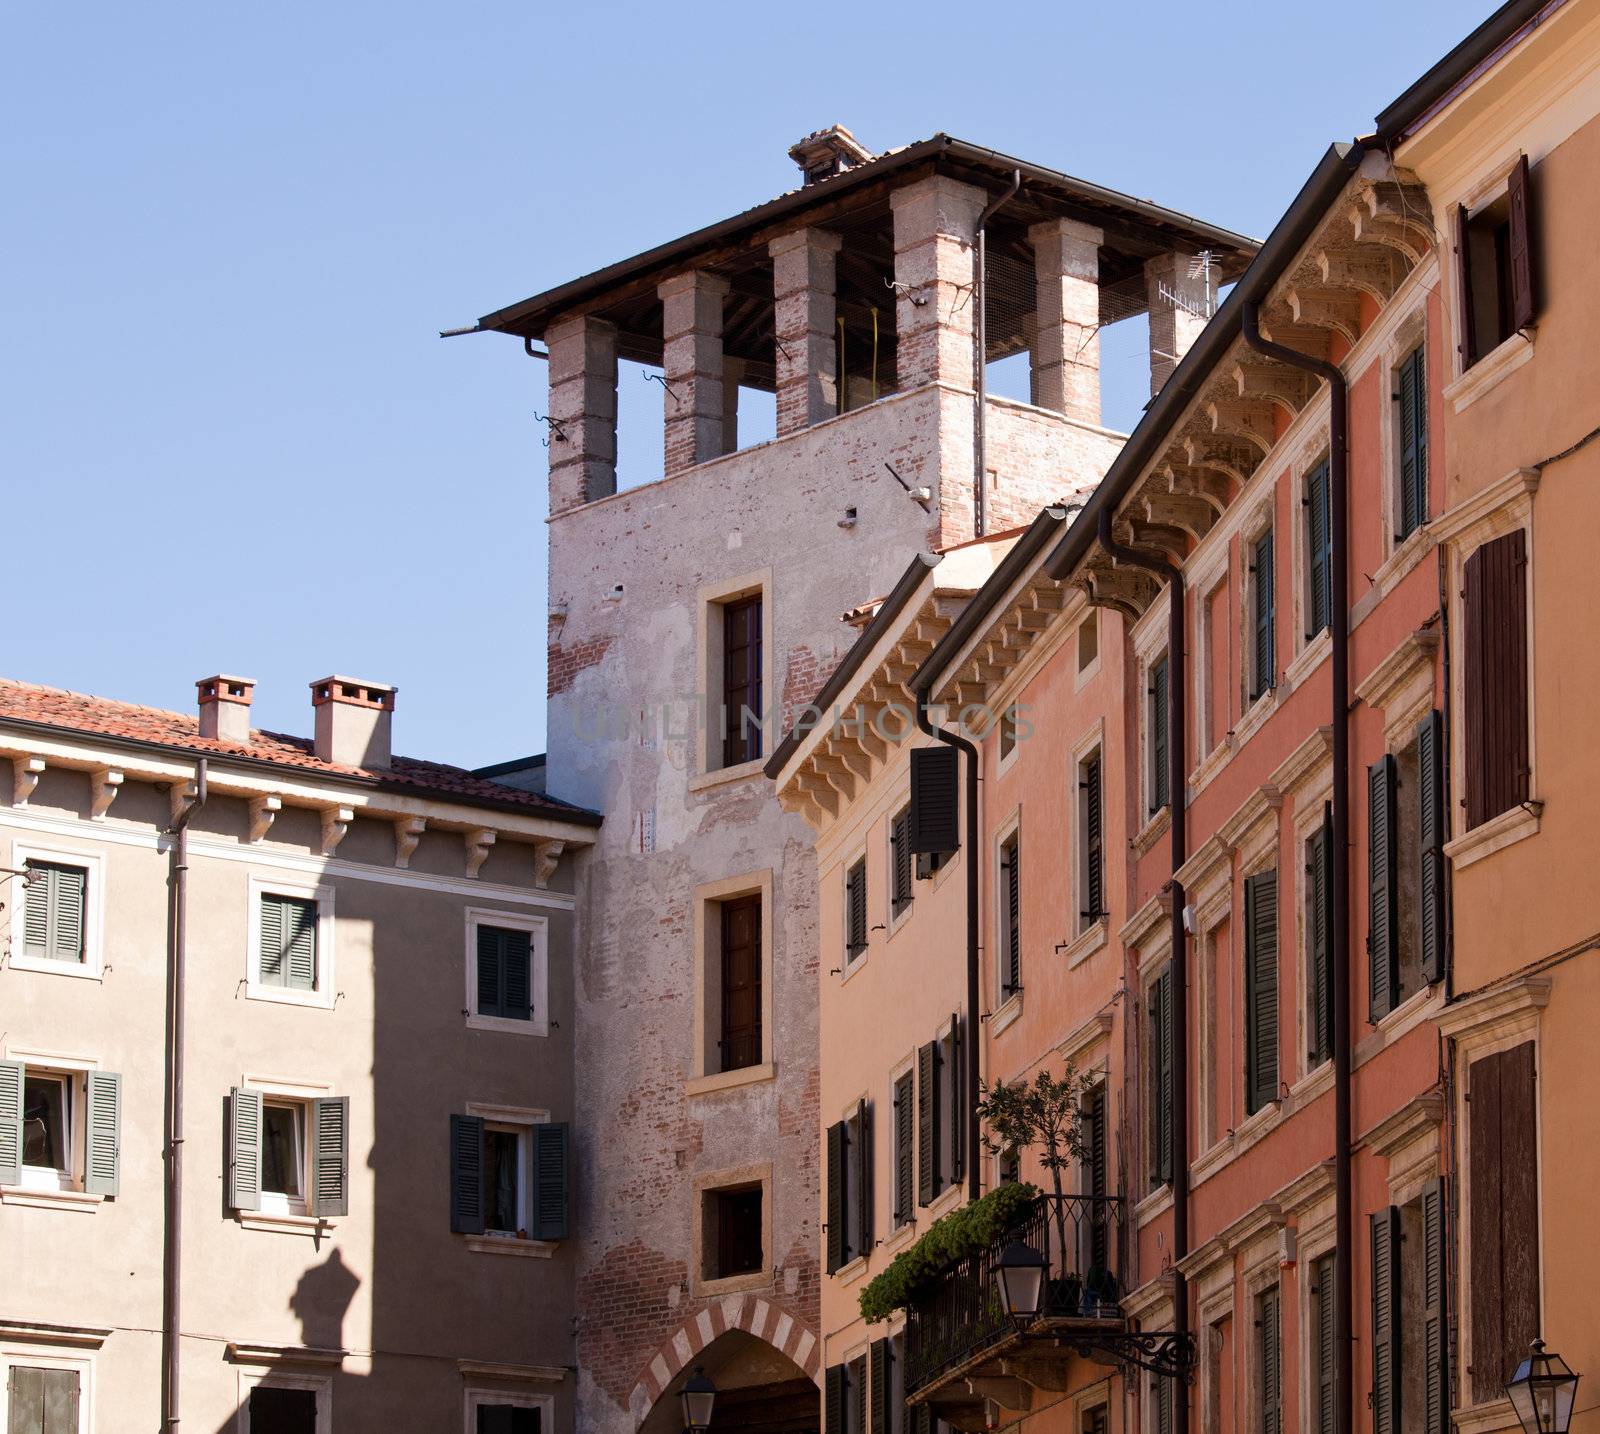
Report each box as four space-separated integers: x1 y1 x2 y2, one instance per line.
3 2 1492 768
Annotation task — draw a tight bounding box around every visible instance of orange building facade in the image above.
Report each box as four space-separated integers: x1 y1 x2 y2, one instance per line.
774 6 1600 1434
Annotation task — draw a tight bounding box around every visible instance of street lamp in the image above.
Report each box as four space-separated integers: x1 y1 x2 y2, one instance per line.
681 1367 717 1433
1506 1340 1580 1434
992 1241 1047 1327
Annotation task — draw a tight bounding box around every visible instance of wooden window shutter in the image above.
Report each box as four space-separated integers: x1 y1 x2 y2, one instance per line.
1252 530 1276 700
1150 968 1172 1186
893 1073 913 1226
855 1100 874 1256
1002 836 1020 995
1455 203 1477 363
909 747 960 855
846 861 868 957
1150 656 1169 813
7 1367 79 1432
1307 461 1332 636
1422 1177 1449 1434
719 896 762 1072
1154 1377 1173 1434
1368 755 1400 1021
1507 153 1536 333
533 1121 570 1240
946 1016 963 1184
283 896 317 991
260 893 286 985
722 595 763 767
917 1041 939 1205
502 928 533 1020
228 1086 263 1212
311 1096 349 1218
1084 1081 1108 1269
1258 1286 1281 1434
24 862 87 963
1417 711 1447 983
1083 752 1104 922
1244 872 1279 1115
476 924 503 1017
870 1340 889 1434
0 1059 23 1186
1371 1206 1402 1434
1463 529 1529 829
826 1119 847 1272
891 808 913 915
825 1366 846 1434
1468 1042 1540 1401
450 1112 486 1235
22 864 51 958
852 1357 867 1434
1398 347 1428 539
1309 808 1334 1066
84 1070 121 1198
1314 1253 1336 1434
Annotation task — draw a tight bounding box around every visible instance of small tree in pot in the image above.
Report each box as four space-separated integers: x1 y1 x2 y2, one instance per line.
976 1065 1091 1312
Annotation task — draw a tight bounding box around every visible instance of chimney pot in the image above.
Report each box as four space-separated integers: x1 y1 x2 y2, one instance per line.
310 675 396 769
787 125 874 186
197 674 256 744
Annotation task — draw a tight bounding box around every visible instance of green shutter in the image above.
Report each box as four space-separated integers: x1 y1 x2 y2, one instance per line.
946 1015 963 1185
893 1073 913 1226
1422 1178 1449 1434
1151 968 1172 1186
1245 872 1279 1114
228 1086 263 1212
1398 347 1427 539
7 1366 80 1432
283 896 317 991
477 924 503 1017
917 1041 938 1205
311 1096 349 1218
1083 752 1104 921
1369 756 1399 1021
502 928 533 1021
827 1120 847 1271
825 1366 846 1434
259 894 285 985
1252 530 1275 699
1002 836 1020 995
22 862 86 963
0 1059 22 1186
1314 1253 1336 1434
1151 656 1169 813
847 862 867 956
853 1358 867 1434
450 1113 485 1234
855 1100 874 1255
1418 712 1447 984
1372 1207 1401 1434
891 809 913 915
1307 461 1331 636
532 1122 569 1240
84 1070 121 1197
1259 1286 1281 1434
870 1340 889 1434
22 864 51 957
1309 810 1333 1067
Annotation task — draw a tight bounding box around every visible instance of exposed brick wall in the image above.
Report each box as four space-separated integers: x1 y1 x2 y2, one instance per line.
548 634 613 697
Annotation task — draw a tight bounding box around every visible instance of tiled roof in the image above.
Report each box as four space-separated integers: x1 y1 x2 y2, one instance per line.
0 678 600 825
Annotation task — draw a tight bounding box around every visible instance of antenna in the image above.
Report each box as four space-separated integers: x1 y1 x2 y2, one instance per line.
1157 249 1219 321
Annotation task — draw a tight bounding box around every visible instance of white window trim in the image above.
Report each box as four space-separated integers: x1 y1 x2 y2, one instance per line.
15 1067 82 1195
235 1368 332 1434
257 1099 309 1218
7 841 106 980
240 1073 332 1224
246 874 335 1009
464 1388 554 1434
463 1101 555 1258
1 1345 93 1434
2 1047 103 1212
1188 534 1232 779
1192 896 1231 1157
464 907 551 1037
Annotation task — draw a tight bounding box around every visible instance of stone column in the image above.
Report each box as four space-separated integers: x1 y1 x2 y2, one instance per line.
658 270 729 474
545 314 618 513
722 356 744 455
1146 250 1211 396
769 227 841 434
890 176 986 392
1029 218 1103 425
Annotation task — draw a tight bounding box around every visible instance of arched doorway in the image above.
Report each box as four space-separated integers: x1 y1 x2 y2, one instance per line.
639 1330 819 1434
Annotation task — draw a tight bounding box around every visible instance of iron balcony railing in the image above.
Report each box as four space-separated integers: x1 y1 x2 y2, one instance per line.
905 1192 1127 1396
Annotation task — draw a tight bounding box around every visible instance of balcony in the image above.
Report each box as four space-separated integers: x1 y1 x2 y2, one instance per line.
905 1193 1184 1428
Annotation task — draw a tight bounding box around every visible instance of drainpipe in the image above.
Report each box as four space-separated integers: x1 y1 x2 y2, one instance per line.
1095 510 1187 1432
1241 300 1351 1434
974 170 1022 538
163 758 207 1433
914 686 982 1202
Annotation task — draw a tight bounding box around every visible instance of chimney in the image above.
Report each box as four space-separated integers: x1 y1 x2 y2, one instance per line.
197 674 255 744
788 125 873 187
310 676 396 769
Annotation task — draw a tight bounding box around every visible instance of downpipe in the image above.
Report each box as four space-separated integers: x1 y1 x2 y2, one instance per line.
1096 510 1189 1427
163 758 207 1433
914 685 982 1202
973 170 1021 537
1242 300 1352 1434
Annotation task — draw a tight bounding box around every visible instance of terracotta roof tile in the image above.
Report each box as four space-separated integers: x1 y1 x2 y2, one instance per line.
0 678 599 824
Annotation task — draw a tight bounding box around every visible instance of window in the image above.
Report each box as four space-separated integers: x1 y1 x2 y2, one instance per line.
891 1072 914 1228
1305 814 1333 1069
826 1102 871 1270
248 879 333 1007
1309 1252 1336 1434
249 1385 317 1433
1304 459 1331 640
1081 1080 1108 1271
1147 654 1170 816
19 861 86 964
1082 1407 1109 1434
710 1185 764 1278
228 1089 346 1220
1077 612 1099 674
718 895 762 1073
449 1113 568 1242
917 1018 963 1205
1368 719 1442 1023
466 910 548 1035
1370 1182 1448 1434
1249 527 1276 702
1462 529 1529 829
1456 155 1535 368
0 1060 120 1197
998 829 1021 999
998 705 1019 762
825 1359 866 1434
1147 967 1173 1189
938 1019 962 1193
1153 1375 1174 1434
889 805 914 919
1244 870 1279 1115
468 1394 547 1434
844 858 868 963
870 1337 902 1434
721 594 764 767
1077 748 1105 932
1466 1041 1538 1403
998 1147 1020 1185
1256 1286 1281 1434
1394 345 1428 541
3 1363 81 1434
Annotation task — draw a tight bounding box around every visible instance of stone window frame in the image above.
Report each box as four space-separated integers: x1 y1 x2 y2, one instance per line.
991 805 1023 1022
687 869 775 1097
246 872 336 1011
883 793 916 941
464 906 551 1038
1237 487 1281 744
1295 1206 1337 1434
1288 753 1335 1094
1239 1226 1286 1434
691 567 774 790
236 1071 337 1235
235 1368 333 1434
691 1160 774 1299
1129 596 1171 852
882 1050 918 1250
1282 432 1334 692
1064 717 1108 960
7 840 106 982
1376 296 1433 573
0 1343 93 1434
1073 609 1102 689
2 1044 100 1201
463 1387 555 1434
1188 538 1233 793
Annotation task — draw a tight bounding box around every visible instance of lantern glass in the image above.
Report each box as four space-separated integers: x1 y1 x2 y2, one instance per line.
681 1368 717 1432
992 1241 1046 1323
1506 1341 1579 1434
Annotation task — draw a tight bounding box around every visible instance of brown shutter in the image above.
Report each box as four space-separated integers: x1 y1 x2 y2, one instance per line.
1507 153 1536 332
1314 1253 1337 1434
917 1041 939 1205
1418 712 1447 984
1083 752 1104 921
855 1099 874 1256
1455 203 1477 364
946 1015 962 1185
1422 1178 1449 1434
826 1120 847 1273
893 1073 914 1227
1371 1207 1401 1434
1258 1286 1281 1434
1463 530 1529 828
909 747 960 855
825 1365 846 1434
847 861 868 957
719 895 762 1072
1245 871 1279 1114
1368 755 1399 1022
870 1339 889 1434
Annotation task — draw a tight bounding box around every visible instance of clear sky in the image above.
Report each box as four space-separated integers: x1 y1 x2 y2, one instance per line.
4 2 1493 769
